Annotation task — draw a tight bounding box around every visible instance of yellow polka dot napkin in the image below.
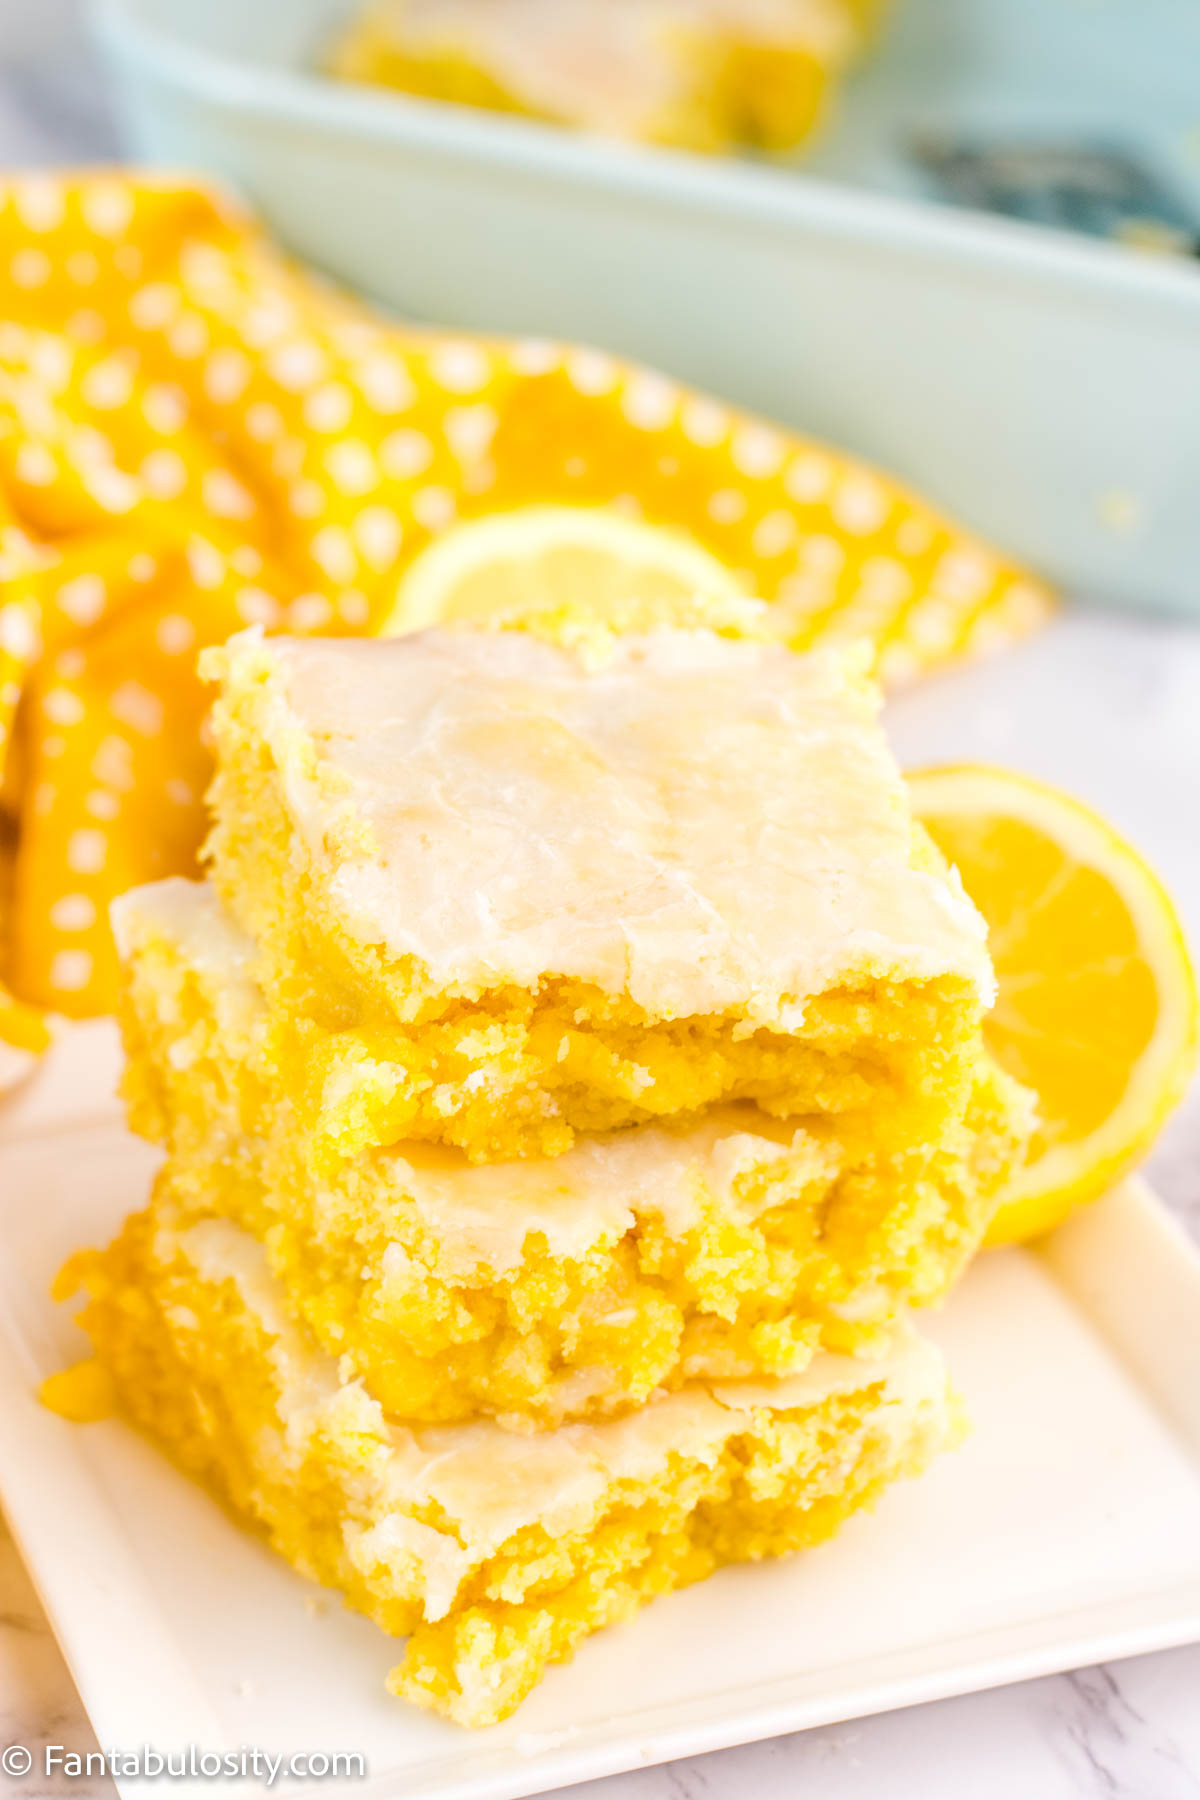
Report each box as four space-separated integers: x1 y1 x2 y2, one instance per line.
0 170 1054 1062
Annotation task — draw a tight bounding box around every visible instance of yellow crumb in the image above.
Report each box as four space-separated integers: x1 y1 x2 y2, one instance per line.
40 1359 115 1423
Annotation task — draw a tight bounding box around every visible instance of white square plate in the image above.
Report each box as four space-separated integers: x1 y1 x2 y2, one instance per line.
2 1024 1200 1800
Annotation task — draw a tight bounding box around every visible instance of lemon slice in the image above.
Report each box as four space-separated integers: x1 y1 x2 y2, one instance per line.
909 764 1198 1246
380 504 751 636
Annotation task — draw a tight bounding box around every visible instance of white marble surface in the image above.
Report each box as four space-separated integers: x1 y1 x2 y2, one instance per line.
1 7 1199 1797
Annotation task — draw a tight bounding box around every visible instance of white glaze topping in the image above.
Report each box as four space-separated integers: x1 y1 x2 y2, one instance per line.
217 629 994 1023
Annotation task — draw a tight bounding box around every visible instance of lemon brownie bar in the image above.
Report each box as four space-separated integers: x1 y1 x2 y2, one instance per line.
327 0 861 156
59 1204 960 1727
113 877 1029 1427
203 629 996 1165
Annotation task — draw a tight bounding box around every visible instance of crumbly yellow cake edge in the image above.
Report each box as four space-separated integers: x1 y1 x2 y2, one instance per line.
54 1206 963 1728
112 877 1032 1427
198 633 989 1167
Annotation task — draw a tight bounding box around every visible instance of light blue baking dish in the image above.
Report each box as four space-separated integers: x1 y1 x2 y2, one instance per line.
93 0 1200 616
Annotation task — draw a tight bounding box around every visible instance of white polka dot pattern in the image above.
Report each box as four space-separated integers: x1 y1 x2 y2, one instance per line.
0 172 1053 1035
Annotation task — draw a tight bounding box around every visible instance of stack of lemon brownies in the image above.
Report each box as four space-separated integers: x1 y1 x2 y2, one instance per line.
62 625 1032 1727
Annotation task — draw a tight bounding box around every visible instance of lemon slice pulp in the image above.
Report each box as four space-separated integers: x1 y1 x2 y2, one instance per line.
910 763 1198 1245
379 504 751 636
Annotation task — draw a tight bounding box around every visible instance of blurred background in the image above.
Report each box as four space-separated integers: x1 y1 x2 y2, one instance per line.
0 0 116 161
11 0 1195 617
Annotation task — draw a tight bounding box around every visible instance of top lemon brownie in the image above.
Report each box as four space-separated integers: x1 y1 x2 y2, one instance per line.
327 0 859 155
203 628 993 1161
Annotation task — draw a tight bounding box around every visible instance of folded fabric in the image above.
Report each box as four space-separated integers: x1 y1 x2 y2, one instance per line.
0 171 1053 1055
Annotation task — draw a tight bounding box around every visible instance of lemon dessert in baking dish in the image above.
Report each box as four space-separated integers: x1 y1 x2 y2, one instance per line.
57 623 1029 1727
327 0 867 155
